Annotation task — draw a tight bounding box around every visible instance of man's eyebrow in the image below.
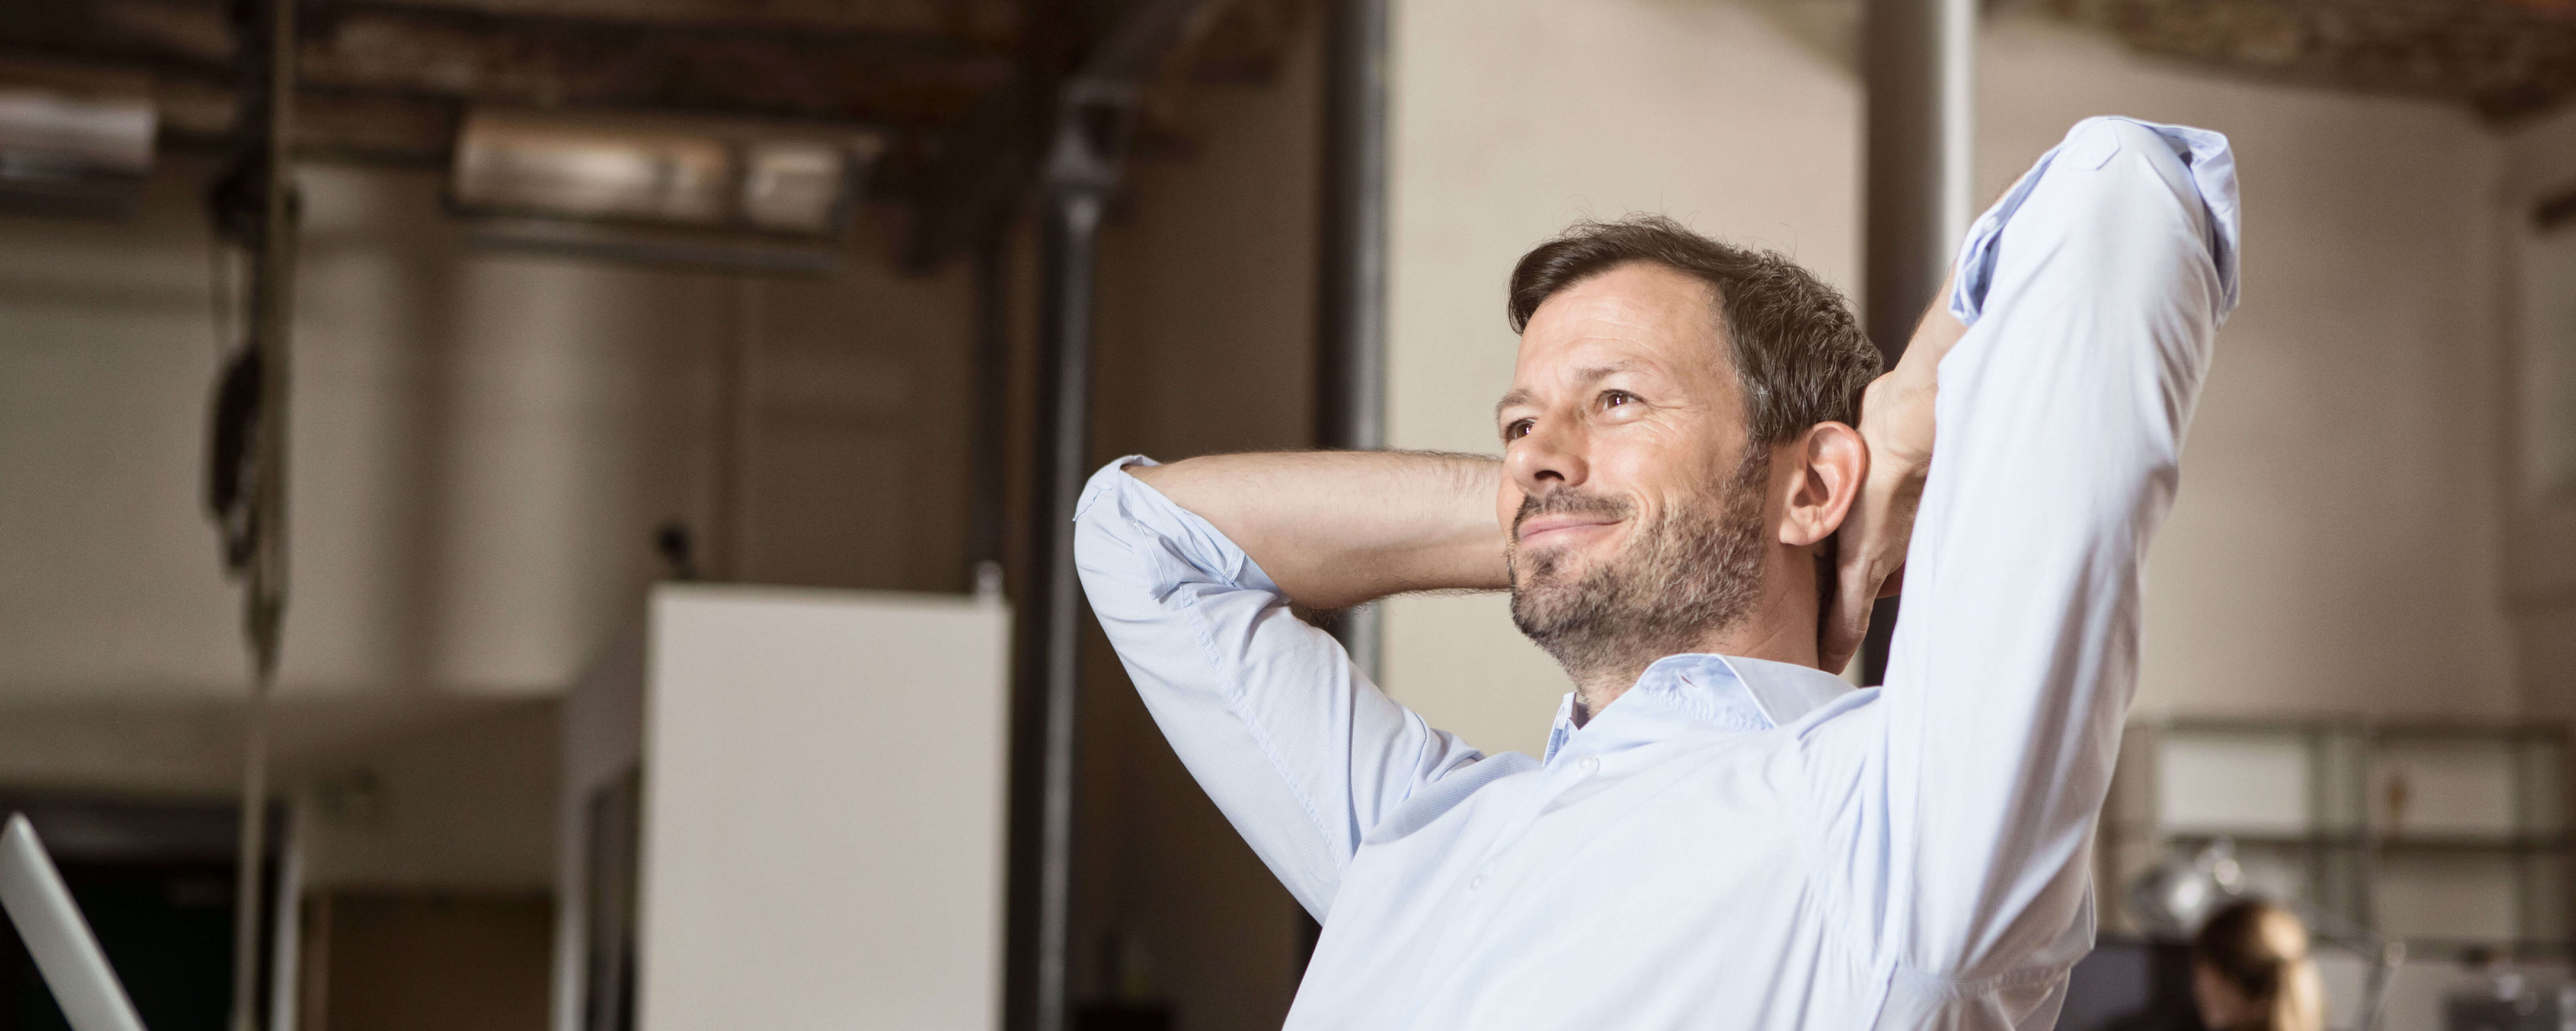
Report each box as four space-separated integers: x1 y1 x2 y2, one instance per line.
1493 364 1638 421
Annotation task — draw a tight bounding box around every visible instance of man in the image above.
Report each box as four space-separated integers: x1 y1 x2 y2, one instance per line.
1074 116 2239 1028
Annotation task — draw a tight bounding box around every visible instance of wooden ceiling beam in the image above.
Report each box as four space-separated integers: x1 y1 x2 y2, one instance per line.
2055 0 2576 122
3 0 1312 265
304 3 1013 127
0 0 1016 131
321 0 1020 42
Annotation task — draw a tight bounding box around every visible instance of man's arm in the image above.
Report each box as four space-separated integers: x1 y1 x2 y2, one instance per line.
1072 455 1508 920
1126 451 1508 609
1815 117 2237 995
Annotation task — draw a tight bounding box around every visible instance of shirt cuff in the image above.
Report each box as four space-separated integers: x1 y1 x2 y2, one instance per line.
1948 115 2241 327
1074 456 1287 598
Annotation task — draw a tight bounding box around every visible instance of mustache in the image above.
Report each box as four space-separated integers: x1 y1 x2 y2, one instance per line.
1511 490 1634 538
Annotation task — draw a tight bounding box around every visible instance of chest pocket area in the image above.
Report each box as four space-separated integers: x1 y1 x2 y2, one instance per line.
1358 752 1538 846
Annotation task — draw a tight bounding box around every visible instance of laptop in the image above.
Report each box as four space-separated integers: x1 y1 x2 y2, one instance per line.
0 812 149 1031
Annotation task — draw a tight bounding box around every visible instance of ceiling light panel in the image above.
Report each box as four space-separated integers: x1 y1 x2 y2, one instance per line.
451 109 883 237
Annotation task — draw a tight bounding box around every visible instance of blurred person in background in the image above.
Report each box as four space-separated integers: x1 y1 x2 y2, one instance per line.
2192 900 2326 1031
1076 115 2239 1028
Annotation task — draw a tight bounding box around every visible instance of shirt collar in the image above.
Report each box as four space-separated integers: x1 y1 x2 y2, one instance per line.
1541 653 1856 764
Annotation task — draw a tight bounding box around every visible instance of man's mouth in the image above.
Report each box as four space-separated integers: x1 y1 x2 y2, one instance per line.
1516 515 1620 546
1513 491 1633 550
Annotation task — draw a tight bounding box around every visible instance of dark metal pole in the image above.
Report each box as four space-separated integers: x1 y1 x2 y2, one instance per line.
1000 9 1226 1028
969 230 1012 583
1317 0 1389 680
1006 79 1133 1031
1860 0 1972 685
1301 0 1389 973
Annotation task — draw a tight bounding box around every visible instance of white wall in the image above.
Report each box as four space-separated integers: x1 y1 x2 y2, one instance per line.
0 155 976 707
0 156 728 701
1977 15 2522 719
1380 0 1863 757
2501 102 2576 719
1376 2 2543 754
0 151 980 889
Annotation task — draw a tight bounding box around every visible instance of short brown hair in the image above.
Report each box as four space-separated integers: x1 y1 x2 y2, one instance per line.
1507 215 1881 447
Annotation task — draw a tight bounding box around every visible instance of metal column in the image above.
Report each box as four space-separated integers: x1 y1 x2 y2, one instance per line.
1004 71 1137 1031
1859 0 1974 685
1000 9 1240 1028
1317 0 1390 678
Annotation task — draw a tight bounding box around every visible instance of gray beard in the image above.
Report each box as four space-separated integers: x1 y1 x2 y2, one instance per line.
1507 450 1773 695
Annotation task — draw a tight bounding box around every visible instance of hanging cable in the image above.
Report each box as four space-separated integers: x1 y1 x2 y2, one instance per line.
203 0 298 1027
208 239 236 362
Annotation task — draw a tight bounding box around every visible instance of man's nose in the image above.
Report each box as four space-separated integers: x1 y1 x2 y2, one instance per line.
1505 417 1588 496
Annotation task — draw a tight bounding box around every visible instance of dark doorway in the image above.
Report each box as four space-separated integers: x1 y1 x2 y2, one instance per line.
0 795 275 1031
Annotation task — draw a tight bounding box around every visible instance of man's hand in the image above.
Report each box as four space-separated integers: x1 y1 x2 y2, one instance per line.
1821 283 1968 675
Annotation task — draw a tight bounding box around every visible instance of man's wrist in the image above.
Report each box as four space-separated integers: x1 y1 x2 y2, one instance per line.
1124 460 1171 488
1860 371 1936 476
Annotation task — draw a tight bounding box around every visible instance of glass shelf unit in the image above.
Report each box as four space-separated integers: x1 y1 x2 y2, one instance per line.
2103 717 2571 960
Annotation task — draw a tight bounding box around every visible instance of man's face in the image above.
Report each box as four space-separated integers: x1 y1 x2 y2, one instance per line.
1494 262 1773 681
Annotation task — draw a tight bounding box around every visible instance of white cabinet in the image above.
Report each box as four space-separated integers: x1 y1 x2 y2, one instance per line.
553 583 1011 1031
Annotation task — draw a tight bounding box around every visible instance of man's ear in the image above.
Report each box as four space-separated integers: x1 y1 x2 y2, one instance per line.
1778 422 1865 548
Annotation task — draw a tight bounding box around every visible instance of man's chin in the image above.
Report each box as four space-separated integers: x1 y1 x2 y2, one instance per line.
1511 540 1616 581
1507 575 1593 635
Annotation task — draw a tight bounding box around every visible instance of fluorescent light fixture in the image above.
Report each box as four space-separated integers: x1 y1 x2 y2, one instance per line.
0 61 154 218
741 140 848 233
452 109 881 237
455 116 730 224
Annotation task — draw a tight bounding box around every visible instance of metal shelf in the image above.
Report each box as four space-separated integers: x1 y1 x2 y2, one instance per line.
2109 717 2574 950
2164 830 2574 854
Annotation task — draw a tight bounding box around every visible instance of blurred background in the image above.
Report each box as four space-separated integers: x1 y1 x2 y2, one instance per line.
0 0 2571 1029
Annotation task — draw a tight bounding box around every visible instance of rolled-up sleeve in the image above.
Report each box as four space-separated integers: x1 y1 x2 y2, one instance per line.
1072 458 1486 920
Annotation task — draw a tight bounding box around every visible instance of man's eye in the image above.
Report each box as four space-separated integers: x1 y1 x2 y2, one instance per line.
1504 419 1534 440
1602 390 1636 408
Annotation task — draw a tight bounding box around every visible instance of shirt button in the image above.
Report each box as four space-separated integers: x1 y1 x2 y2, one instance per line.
1578 756 1600 775
1470 875 1488 892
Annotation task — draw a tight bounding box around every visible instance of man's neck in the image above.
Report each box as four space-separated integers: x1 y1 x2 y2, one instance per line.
1569 582 1823 723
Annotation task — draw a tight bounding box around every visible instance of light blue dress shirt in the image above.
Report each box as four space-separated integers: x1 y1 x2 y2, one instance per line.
1074 116 2239 1030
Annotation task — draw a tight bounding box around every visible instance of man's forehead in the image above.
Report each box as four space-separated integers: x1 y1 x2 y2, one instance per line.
1508 264 1728 391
